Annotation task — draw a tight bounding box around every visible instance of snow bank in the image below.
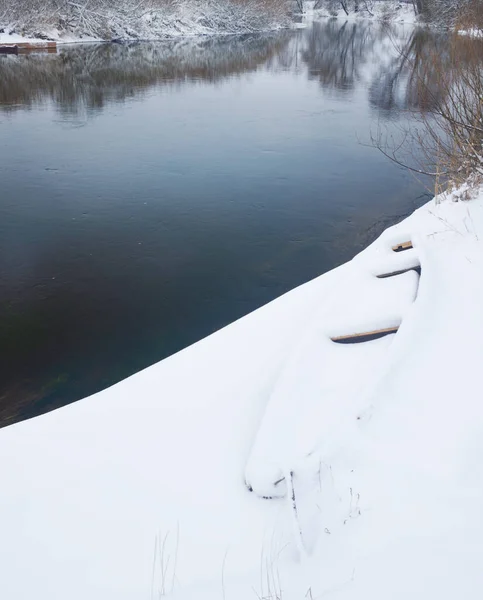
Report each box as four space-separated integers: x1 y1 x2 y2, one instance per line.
0 32 102 45
0 0 291 42
0 1 420 43
1 185 483 599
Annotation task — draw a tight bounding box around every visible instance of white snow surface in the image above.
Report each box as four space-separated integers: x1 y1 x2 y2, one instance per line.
0 32 102 45
0 32 49 44
1 186 483 599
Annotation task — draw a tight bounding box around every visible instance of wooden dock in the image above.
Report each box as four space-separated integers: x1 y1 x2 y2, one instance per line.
0 42 57 55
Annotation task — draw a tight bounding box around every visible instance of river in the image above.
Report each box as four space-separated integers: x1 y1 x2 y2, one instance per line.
0 20 446 426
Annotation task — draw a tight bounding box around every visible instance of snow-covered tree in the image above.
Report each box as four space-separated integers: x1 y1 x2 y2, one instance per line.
0 0 291 39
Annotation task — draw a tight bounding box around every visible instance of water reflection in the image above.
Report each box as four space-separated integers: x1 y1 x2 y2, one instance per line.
303 20 379 94
368 28 450 113
0 20 469 428
0 22 463 118
0 34 293 114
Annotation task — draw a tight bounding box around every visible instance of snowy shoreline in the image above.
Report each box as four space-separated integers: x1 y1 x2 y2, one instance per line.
0 1 291 45
0 1 422 46
1 184 482 599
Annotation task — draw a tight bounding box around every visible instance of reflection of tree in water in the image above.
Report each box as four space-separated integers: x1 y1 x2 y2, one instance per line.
369 30 483 117
0 22 475 120
368 29 450 114
299 20 475 119
301 20 385 94
0 33 293 114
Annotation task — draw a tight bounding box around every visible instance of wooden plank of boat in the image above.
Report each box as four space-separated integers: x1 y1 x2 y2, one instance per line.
376 265 421 279
392 241 413 252
331 326 399 344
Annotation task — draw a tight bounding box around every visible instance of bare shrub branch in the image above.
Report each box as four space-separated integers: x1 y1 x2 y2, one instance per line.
375 16 483 194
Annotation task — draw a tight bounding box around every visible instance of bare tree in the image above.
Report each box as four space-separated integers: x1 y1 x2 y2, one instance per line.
375 28 483 191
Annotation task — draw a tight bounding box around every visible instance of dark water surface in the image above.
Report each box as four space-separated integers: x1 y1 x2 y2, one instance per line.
0 21 443 426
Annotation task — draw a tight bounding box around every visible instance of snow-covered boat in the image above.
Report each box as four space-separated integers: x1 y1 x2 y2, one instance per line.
1 187 482 600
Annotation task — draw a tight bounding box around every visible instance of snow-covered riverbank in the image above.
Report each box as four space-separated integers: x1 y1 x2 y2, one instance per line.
0 1 421 45
0 0 290 43
1 184 482 599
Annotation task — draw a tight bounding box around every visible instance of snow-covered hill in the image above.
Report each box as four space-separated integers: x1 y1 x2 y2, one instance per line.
1 185 482 599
